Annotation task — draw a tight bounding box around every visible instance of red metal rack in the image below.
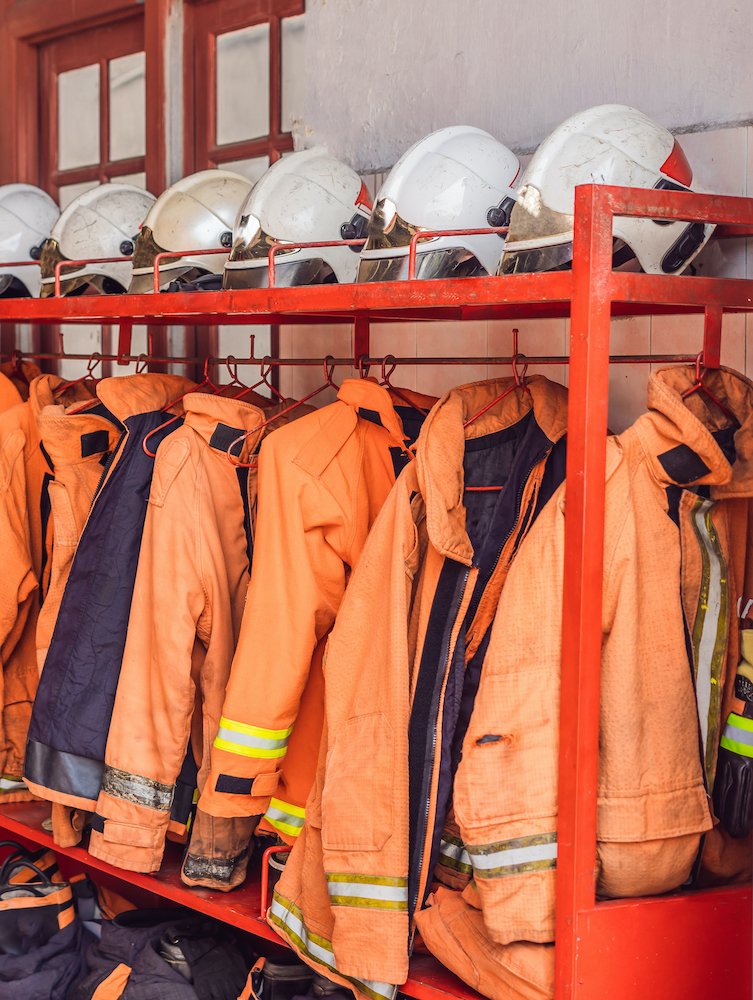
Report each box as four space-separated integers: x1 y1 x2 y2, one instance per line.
0 184 752 1000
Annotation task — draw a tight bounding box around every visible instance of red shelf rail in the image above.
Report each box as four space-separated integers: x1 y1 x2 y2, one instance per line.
0 186 751 999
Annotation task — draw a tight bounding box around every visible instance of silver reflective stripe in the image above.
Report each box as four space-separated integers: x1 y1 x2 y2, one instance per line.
101 764 174 812
268 894 398 1000
467 833 557 878
326 874 408 911
215 725 289 752
439 836 472 871
724 720 753 747
0 777 26 791
691 499 729 779
265 798 305 837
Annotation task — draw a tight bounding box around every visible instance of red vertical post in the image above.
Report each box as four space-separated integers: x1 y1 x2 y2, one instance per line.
555 184 616 998
354 313 370 366
702 305 722 368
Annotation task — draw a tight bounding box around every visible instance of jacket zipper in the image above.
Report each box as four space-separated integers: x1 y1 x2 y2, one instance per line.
88 429 126 514
411 565 470 921
411 450 547 919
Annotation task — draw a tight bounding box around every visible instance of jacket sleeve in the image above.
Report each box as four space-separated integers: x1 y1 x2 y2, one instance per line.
89 436 207 873
0 428 39 788
197 432 346 823
0 429 37 659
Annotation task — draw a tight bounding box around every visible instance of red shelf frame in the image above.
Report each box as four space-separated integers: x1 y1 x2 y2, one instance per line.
0 185 752 999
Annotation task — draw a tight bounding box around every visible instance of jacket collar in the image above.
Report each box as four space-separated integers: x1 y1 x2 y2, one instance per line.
96 373 196 423
337 378 436 444
416 375 569 564
636 365 753 498
28 375 99 423
184 392 270 464
36 403 121 470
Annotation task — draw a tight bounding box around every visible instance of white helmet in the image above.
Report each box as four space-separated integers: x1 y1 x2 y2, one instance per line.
224 148 371 289
499 104 714 276
357 126 519 283
129 169 252 293
0 185 59 298
40 183 155 297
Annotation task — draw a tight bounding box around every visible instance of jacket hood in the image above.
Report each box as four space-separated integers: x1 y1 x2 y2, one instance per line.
638 365 753 497
416 374 569 564
337 378 437 443
96 373 196 422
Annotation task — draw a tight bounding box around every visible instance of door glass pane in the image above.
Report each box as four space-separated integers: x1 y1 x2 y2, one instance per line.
216 24 269 145
59 180 99 210
109 51 146 161
221 156 270 184
113 172 148 189
58 64 100 170
282 15 305 133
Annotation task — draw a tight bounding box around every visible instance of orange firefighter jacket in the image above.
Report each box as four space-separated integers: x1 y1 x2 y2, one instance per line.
269 376 570 1000
415 365 753 1000
88 391 300 873
0 375 95 801
35 398 122 671
186 379 436 891
24 373 195 822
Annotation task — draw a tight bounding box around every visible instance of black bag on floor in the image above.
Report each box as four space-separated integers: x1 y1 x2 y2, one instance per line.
0 847 88 1000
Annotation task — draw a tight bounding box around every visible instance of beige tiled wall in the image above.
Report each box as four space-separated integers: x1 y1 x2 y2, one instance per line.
277 124 753 433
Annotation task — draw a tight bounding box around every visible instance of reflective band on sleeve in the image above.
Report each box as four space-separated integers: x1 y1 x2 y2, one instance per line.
264 798 306 838
438 834 472 875
269 890 398 1000
720 713 753 758
326 873 408 911
0 775 27 792
214 716 292 759
101 765 174 812
466 832 557 879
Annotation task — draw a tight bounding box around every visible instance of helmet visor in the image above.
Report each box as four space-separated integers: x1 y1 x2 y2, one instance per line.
358 248 486 283
499 241 574 275
223 258 336 290
363 199 420 253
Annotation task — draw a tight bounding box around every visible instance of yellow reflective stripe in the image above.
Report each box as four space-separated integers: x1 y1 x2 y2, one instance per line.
727 712 753 734
213 737 287 759
325 873 408 910
219 717 293 740
326 873 407 887
265 797 306 838
720 736 753 758
270 797 305 818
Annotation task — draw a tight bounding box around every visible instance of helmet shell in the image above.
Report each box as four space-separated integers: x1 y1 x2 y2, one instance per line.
224 147 371 288
500 104 714 276
358 126 519 282
0 184 59 297
40 183 155 297
129 169 252 293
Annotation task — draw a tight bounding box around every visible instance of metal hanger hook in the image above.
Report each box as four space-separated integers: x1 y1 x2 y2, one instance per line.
381 355 397 385
135 354 149 374
512 353 529 387
324 355 338 387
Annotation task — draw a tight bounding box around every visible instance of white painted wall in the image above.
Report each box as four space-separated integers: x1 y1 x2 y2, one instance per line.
299 0 753 171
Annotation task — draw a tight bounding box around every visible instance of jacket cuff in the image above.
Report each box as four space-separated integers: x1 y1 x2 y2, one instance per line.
88 789 170 873
198 767 281 819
